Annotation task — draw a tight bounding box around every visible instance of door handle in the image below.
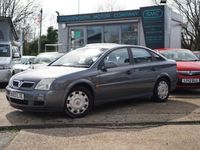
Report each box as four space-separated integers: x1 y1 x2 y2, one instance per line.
151 67 156 71
126 70 132 75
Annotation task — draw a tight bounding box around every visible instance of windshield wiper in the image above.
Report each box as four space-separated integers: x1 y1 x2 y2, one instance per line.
51 64 89 68
66 65 89 68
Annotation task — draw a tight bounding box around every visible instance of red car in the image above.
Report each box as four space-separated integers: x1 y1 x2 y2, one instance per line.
193 51 200 60
156 48 200 88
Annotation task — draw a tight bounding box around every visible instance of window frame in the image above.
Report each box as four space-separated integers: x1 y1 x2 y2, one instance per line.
129 47 154 65
150 51 166 62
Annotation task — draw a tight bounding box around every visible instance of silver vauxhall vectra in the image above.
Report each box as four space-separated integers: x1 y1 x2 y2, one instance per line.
6 44 177 118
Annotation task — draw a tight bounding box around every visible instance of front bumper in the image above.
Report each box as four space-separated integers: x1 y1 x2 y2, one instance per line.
177 75 200 88
0 69 12 82
6 86 68 112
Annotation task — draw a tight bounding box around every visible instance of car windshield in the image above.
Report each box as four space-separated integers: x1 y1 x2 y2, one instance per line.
160 49 199 61
193 51 200 59
0 44 10 57
21 57 29 64
33 53 63 64
51 47 106 68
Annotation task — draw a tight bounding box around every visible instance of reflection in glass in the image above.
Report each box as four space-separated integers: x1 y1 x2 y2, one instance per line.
160 49 199 61
87 26 102 44
104 25 120 43
70 29 84 50
121 24 138 45
52 47 106 68
0 44 10 57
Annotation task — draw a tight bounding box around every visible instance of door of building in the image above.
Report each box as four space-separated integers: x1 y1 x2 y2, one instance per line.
69 27 86 50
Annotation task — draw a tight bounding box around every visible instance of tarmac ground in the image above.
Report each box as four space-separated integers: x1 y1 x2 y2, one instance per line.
0 84 200 150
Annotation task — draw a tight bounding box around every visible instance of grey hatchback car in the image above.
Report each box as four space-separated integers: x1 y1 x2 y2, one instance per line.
6 44 177 118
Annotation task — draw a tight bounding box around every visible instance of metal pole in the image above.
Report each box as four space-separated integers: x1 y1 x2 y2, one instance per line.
20 27 23 56
0 0 1 16
38 8 43 54
78 0 80 14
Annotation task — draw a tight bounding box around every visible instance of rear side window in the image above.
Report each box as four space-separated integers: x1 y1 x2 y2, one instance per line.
150 51 165 61
131 48 152 64
0 45 10 57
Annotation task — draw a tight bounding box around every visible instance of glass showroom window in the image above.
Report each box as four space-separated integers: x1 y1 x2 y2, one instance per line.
70 28 85 50
121 23 138 45
104 25 120 43
87 26 102 44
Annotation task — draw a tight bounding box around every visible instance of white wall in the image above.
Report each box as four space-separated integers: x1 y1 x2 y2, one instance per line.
58 23 68 52
164 6 183 48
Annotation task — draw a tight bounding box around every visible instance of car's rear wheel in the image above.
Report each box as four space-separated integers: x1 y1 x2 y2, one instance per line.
152 78 169 102
64 86 93 118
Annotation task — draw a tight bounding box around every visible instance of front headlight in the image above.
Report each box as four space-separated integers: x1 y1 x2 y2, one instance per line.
35 78 55 90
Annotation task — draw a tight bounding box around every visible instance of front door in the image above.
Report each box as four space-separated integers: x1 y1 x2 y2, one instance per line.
69 27 86 50
96 48 133 102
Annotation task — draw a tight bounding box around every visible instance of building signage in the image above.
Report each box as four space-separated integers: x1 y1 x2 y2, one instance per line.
58 10 140 23
58 6 167 50
141 6 165 49
143 8 163 19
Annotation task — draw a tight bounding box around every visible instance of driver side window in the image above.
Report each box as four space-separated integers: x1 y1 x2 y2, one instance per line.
104 48 130 68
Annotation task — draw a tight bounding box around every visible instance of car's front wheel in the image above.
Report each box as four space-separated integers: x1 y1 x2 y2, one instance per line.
152 78 170 102
64 86 93 118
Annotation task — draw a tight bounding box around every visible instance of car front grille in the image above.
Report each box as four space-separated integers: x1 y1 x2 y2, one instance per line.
10 98 28 105
12 80 35 89
34 101 44 106
9 97 44 106
178 71 200 76
21 82 34 88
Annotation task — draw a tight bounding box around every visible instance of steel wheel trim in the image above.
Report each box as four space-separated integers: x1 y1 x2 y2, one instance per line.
157 81 169 100
66 91 89 115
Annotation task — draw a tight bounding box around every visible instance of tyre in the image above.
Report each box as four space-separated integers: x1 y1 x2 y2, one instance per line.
152 78 170 102
64 86 93 118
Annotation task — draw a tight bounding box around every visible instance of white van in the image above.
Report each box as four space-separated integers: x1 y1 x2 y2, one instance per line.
0 42 20 83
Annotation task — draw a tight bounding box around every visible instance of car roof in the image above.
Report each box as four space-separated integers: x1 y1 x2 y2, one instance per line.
85 43 120 49
155 48 190 51
85 43 149 50
22 56 36 58
37 52 64 56
38 52 62 55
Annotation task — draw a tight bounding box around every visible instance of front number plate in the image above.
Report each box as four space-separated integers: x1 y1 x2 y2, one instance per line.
10 92 24 100
182 78 200 83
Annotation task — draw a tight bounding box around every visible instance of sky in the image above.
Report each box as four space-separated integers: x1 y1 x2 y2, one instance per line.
39 0 153 34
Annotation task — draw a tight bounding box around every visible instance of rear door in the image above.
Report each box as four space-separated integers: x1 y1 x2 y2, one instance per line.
129 47 162 95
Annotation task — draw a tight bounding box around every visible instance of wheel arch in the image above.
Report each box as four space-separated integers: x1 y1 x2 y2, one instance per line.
66 79 95 100
64 80 95 118
155 73 171 90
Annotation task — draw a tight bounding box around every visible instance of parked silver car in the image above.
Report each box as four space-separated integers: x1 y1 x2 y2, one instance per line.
13 56 36 74
31 52 64 69
6 44 177 118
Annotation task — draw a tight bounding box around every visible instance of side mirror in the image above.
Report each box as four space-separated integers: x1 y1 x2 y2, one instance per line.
101 61 117 71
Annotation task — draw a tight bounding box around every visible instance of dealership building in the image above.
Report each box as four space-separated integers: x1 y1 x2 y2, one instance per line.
57 5 182 52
